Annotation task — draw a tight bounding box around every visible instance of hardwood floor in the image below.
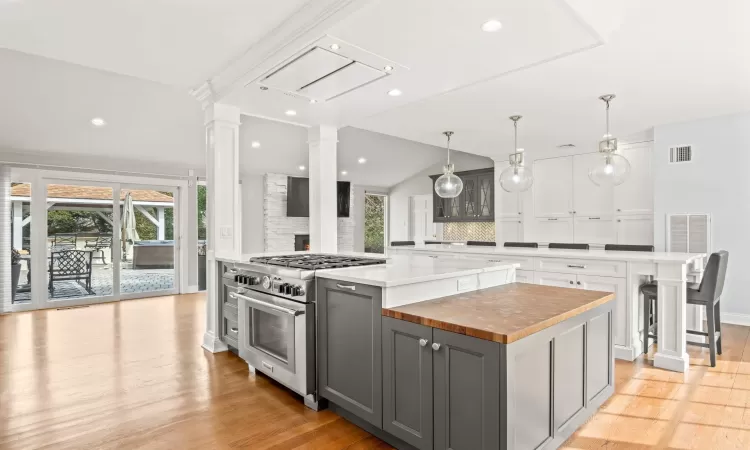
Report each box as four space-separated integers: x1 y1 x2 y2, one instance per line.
2 294 750 449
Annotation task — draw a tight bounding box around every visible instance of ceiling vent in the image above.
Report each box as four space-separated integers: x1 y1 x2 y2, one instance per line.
259 46 387 102
669 145 692 163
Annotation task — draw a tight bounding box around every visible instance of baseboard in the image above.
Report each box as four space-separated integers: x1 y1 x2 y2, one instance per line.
721 313 750 327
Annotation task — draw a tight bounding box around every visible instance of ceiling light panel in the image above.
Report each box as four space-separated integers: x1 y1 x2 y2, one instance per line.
261 47 352 92
299 62 385 101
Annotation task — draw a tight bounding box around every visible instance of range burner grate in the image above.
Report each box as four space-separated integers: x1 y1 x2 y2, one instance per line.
248 254 386 270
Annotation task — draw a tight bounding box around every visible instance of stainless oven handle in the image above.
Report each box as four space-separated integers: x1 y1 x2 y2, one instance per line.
230 292 304 316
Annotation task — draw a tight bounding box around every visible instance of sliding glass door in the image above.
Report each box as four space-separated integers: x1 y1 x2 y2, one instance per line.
118 184 178 299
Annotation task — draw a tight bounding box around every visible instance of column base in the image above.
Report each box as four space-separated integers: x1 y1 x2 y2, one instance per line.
202 332 228 353
248 363 256 374
615 344 638 362
654 351 689 373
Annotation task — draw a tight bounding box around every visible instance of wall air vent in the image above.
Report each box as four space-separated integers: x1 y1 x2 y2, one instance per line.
669 145 692 163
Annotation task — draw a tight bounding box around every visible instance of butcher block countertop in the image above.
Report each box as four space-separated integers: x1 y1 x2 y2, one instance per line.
382 283 614 344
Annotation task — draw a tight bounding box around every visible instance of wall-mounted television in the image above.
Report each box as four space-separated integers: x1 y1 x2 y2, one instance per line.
287 177 350 218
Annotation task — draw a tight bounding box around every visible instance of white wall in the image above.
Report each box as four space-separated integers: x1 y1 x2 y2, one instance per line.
241 174 265 254
388 151 494 241
653 112 750 319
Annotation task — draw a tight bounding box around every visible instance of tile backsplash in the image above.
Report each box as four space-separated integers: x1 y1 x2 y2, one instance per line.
443 222 496 242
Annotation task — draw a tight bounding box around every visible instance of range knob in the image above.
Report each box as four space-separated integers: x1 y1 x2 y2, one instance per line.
261 276 271 289
247 276 260 285
292 286 305 297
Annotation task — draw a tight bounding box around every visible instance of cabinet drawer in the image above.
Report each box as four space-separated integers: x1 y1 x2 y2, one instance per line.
463 254 535 270
515 269 534 283
535 258 626 278
223 303 238 322
222 317 239 347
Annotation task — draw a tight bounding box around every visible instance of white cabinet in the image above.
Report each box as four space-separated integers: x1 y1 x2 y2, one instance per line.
614 145 653 215
616 215 653 245
534 217 574 243
577 275 627 347
534 271 577 288
529 145 653 245
533 157 573 217
497 219 523 243
410 195 435 243
515 269 533 283
572 153 613 216
574 216 615 245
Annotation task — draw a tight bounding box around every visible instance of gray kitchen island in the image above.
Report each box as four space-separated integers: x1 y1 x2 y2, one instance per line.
316 281 615 450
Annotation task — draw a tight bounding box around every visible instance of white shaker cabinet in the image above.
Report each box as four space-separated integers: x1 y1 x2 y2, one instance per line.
572 153 613 217
534 271 577 288
574 216 615 245
616 215 653 245
614 145 653 215
497 219 523 243
577 275 627 347
533 157 573 218
534 217 574 242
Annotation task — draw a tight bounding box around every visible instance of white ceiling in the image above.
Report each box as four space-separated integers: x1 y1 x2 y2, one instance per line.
221 0 750 158
240 116 491 187
0 0 309 88
0 48 205 168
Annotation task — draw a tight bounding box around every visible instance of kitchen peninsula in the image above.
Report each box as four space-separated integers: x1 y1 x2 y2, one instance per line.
389 243 706 373
319 281 614 450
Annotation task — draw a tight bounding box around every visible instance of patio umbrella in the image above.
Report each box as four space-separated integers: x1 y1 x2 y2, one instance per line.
121 191 139 261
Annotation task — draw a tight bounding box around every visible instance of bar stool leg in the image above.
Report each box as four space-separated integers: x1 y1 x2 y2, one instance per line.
715 300 722 355
643 295 650 355
705 302 717 367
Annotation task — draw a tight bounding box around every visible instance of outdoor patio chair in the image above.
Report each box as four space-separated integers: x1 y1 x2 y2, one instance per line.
84 234 113 265
51 233 77 250
48 250 94 296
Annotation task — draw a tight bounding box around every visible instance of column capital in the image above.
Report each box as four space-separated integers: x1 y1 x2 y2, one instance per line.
204 103 241 127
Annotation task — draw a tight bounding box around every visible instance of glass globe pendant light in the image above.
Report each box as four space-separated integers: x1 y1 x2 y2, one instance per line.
589 94 631 187
434 131 464 198
499 115 534 193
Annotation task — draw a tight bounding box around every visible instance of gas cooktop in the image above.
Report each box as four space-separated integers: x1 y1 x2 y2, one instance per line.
247 254 386 270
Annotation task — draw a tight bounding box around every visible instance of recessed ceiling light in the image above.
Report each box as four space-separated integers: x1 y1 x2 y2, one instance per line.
91 117 106 127
481 19 503 32
387 89 402 97
358 157 367 164
341 170 348 175
299 165 306 171
285 110 297 116
330 44 340 51
251 141 261 148
384 65 394 72
310 99 317 104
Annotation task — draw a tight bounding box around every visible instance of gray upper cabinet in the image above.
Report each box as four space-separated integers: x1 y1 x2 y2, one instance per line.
317 279 383 428
382 317 434 450
433 328 501 450
431 168 494 223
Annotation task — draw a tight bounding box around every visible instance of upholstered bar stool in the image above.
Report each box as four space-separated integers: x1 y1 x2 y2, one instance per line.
640 250 729 367
504 242 539 248
467 241 496 246
390 241 416 246
549 243 590 250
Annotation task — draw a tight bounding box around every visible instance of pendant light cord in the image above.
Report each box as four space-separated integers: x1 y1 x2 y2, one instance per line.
605 98 610 137
447 133 451 165
514 119 518 153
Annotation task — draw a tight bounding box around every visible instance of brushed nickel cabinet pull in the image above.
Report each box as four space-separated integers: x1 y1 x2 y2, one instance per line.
336 283 356 291
432 343 441 351
567 264 586 269
419 339 428 347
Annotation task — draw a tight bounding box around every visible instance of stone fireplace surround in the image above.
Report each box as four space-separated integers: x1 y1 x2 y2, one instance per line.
264 174 355 252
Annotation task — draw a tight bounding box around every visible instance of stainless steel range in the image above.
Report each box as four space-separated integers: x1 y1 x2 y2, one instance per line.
220 254 386 410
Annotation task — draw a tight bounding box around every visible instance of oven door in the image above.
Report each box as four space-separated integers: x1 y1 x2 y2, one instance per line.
231 290 304 374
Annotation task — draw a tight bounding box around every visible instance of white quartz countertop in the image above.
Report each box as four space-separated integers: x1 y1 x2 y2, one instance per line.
390 244 705 264
315 254 519 287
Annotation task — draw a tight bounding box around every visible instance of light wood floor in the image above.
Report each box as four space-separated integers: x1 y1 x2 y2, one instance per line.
2 295 750 449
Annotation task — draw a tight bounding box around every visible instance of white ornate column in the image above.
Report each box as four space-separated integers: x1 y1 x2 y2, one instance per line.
201 101 241 353
654 262 689 372
308 125 338 253
0 165 11 313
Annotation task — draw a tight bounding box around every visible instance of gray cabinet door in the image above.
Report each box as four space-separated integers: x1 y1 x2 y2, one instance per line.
382 317 433 450
460 175 479 221
433 329 501 450
477 172 494 221
317 278 383 428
